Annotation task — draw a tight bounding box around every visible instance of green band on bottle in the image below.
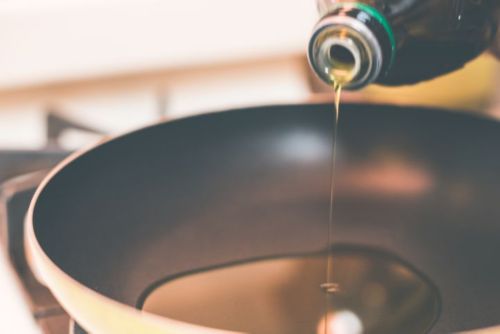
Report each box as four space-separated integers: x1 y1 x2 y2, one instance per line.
339 2 397 69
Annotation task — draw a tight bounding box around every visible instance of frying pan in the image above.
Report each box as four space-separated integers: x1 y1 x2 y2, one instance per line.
25 103 500 333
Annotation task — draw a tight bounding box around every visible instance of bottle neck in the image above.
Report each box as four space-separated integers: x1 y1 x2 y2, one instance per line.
308 3 396 89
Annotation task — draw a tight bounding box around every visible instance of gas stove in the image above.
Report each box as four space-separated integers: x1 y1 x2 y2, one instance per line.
0 100 155 333
0 112 91 333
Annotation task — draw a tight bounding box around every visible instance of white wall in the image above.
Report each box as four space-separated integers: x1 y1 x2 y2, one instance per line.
0 0 317 89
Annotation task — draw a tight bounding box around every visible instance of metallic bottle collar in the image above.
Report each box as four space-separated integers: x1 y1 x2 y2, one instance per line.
308 3 396 90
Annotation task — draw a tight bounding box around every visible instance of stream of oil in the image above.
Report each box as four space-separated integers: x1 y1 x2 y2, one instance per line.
320 81 343 334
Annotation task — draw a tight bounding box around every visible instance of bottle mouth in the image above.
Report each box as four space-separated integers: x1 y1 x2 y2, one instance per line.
329 44 357 75
324 36 362 85
308 3 396 90
308 16 383 90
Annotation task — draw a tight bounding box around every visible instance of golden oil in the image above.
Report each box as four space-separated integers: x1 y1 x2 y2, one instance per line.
321 74 344 333
140 248 440 334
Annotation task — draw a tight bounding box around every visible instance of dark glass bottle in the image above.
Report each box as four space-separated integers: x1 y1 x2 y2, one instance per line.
308 0 500 89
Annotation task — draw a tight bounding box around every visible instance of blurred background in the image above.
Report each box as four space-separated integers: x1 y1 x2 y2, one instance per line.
0 0 499 151
1 1 500 333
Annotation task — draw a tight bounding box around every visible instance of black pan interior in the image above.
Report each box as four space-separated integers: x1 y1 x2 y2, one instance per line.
32 104 500 333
